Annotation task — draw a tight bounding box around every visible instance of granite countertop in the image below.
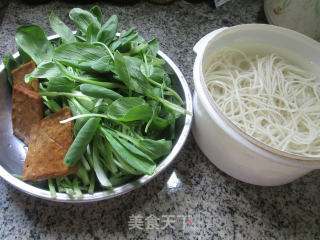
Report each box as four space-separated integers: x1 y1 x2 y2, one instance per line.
0 0 319 239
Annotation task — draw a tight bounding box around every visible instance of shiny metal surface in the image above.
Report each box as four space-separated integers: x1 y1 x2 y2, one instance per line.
0 35 193 202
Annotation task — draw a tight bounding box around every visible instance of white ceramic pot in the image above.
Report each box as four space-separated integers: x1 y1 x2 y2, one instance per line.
192 24 320 186
264 0 320 41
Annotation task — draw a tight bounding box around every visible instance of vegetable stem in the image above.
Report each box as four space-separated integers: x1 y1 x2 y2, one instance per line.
147 78 184 105
56 61 123 89
93 42 114 60
48 179 57 199
60 113 109 124
38 91 86 98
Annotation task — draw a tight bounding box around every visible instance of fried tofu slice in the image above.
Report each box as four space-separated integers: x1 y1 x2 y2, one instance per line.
11 85 43 145
22 125 77 181
11 61 39 92
22 108 77 181
40 107 74 149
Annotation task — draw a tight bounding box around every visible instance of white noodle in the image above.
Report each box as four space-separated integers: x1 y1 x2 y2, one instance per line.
204 48 320 158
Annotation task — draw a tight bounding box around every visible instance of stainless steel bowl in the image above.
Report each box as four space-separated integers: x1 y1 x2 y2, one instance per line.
0 34 193 202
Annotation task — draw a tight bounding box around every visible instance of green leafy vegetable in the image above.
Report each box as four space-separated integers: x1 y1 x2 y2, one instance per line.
15 25 54 65
25 61 62 83
80 84 122 100
48 178 57 198
54 42 107 68
92 138 112 188
50 12 76 43
96 15 118 45
47 77 75 92
86 23 99 44
107 97 153 122
18 47 32 64
101 128 156 175
90 5 103 25
69 8 101 34
3 53 19 86
5 6 188 199
76 163 90 186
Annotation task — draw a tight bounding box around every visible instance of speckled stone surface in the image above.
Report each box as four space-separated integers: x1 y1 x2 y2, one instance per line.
0 0 319 239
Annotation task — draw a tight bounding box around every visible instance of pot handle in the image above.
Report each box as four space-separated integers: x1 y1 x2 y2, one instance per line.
193 27 228 55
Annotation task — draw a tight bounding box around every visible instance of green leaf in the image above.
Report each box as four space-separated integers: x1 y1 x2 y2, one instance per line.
114 51 133 90
80 84 122 100
151 114 174 130
114 52 153 96
47 77 76 92
150 66 167 82
68 98 90 135
157 97 187 115
120 26 137 38
113 156 140 175
15 25 54 65
69 8 101 34
117 137 153 162
102 128 156 175
3 53 19 86
18 47 32 64
92 139 112 188
90 5 103 25
78 55 114 74
127 36 149 56
86 23 99 44
76 95 96 111
54 42 107 68
76 163 90 186
140 63 154 78
81 155 91 171
43 98 61 112
137 138 172 160
107 97 153 122
50 12 76 43
97 137 118 175
97 15 118 45
55 61 122 89
148 37 159 56
110 27 138 51
25 61 62 83
109 174 135 187
90 55 114 73
104 127 172 160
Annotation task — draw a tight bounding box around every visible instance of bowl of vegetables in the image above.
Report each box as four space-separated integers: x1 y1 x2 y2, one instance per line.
0 6 192 202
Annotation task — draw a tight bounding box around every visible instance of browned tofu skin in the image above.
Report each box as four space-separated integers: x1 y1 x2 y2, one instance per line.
11 85 43 145
22 124 77 181
39 107 74 150
11 61 39 92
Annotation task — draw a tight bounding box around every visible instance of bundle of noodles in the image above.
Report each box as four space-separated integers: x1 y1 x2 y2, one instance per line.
204 48 320 158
